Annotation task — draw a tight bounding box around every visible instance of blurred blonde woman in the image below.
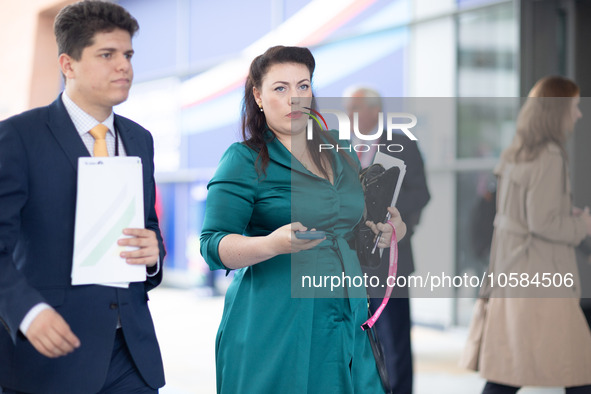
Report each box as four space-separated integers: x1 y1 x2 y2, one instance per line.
461 76 591 394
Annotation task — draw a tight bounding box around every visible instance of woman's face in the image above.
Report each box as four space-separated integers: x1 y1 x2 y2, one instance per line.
253 62 313 139
564 95 582 133
571 95 582 125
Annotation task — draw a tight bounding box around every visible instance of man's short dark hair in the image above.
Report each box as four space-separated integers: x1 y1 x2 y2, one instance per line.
54 0 139 60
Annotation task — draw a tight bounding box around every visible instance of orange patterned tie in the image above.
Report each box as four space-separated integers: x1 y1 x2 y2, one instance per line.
88 124 109 157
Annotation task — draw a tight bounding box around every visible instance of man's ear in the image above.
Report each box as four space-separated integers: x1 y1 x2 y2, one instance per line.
58 53 75 80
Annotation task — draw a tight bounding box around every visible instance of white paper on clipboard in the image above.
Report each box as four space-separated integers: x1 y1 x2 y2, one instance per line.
71 157 146 287
372 151 406 257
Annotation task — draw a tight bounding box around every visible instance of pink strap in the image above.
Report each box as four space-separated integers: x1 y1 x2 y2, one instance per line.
361 220 398 331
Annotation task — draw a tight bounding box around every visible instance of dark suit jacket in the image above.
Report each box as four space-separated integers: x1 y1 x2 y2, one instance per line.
0 95 166 393
362 132 430 298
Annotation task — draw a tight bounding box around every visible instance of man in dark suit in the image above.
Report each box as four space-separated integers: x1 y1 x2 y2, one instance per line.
0 2 165 393
346 87 430 394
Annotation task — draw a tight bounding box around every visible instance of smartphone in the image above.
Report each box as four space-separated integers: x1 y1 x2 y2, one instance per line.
294 230 326 240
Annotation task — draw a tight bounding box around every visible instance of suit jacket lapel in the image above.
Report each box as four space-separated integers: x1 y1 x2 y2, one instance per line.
46 95 91 172
114 116 140 157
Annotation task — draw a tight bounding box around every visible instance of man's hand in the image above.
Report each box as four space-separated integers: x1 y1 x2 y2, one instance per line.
118 228 160 267
26 309 80 358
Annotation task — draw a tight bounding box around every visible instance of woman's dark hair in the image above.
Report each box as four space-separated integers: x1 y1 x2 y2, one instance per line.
242 45 344 177
54 0 139 61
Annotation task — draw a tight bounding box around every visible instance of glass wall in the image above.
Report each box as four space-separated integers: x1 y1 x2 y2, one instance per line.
455 1 518 324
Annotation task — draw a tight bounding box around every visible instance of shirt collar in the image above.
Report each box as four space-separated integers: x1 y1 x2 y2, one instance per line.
61 91 115 137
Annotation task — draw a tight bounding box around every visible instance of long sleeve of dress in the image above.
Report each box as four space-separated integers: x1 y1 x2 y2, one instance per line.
200 143 259 271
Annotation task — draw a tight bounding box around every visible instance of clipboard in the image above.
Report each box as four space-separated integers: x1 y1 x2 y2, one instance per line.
366 151 406 257
71 157 146 287
372 151 406 208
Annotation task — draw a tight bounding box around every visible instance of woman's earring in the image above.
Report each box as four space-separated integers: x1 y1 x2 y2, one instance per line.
259 105 263 112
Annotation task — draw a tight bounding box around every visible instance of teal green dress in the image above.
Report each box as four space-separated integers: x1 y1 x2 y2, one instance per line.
200 130 383 393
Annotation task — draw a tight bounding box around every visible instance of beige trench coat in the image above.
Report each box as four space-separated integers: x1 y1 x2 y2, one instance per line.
461 144 591 386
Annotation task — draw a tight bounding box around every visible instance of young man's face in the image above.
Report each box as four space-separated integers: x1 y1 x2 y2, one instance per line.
61 28 134 119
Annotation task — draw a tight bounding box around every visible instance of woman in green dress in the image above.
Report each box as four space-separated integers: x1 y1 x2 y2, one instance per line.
200 46 406 393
